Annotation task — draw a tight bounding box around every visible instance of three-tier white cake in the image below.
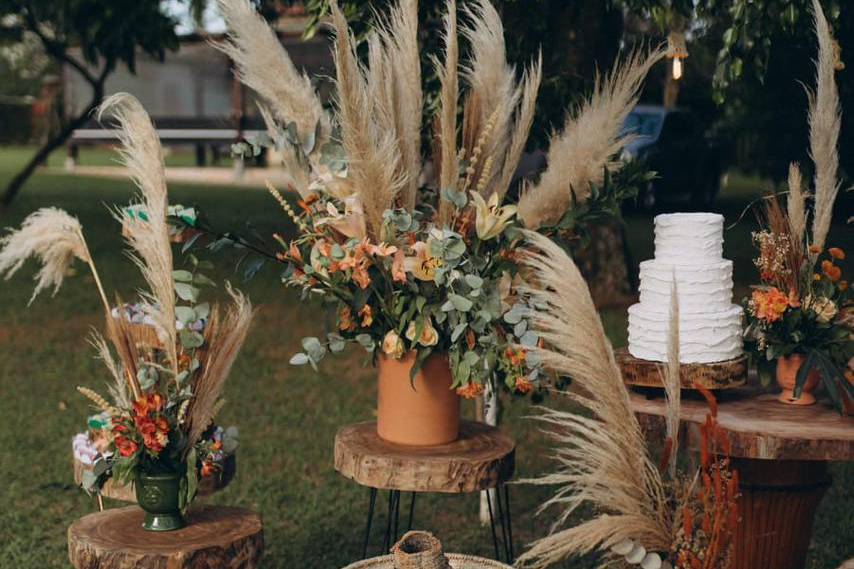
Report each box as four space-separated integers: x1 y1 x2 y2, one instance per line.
627 213 743 364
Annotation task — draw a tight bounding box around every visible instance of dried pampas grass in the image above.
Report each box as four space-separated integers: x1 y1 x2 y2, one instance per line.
807 0 842 251
436 0 459 224
515 232 671 568
0 208 92 304
518 47 666 229
216 0 329 145
100 93 178 376
787 162 808 247
185 284 254 449
330 0 404 239
662 276 680 480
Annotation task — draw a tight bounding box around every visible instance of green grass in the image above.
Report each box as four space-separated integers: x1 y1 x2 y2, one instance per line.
0 145 851 568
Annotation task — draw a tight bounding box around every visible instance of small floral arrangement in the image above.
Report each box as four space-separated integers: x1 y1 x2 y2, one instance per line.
0 95 253 508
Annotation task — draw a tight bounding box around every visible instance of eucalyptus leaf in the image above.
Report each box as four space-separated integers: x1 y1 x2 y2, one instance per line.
175 306 196 323
179 329 205 349
289 353 310 365
172 270 193 282
449 294 473 312
174 282 200 302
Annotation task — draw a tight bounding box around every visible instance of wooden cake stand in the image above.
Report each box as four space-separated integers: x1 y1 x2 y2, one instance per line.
335 420 516 562
617 348 748 390
631 391 853 569
68 505 263 569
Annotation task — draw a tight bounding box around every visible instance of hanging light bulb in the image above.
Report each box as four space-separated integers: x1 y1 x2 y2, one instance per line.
672 57 683 80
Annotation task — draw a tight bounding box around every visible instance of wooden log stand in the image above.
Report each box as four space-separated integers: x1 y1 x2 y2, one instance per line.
631 391 853 569
335 420 516 562
617 348 748 390
68 505 263 569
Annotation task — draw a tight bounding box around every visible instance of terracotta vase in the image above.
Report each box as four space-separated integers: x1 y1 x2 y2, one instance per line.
377 352 460 446
776 354 820 406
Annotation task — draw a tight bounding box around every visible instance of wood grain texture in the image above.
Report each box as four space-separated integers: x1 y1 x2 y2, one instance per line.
68 505 263 569
630 391 854 461
617 348 748 390
334 421 515 493
730 458 830 569
72 454 236 503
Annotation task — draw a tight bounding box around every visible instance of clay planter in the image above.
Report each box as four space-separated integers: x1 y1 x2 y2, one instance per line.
135 470 185 531
377 352 460 446
776 354 821 406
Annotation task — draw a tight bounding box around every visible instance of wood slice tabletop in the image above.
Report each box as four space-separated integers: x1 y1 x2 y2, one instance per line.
617 348 748 390
630 391 854 461
68 505 263 569
334 420 515 493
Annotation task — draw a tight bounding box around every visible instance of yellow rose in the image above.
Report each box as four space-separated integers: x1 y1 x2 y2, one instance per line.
405 318 439 347
381 330 405 359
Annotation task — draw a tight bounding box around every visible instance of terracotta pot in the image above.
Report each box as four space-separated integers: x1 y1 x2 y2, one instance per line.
377 352 460 446
776 354 821 406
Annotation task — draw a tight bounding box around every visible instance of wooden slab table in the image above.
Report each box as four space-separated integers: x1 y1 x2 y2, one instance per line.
630 391 853 569
68 505 263 569
335 420 516 562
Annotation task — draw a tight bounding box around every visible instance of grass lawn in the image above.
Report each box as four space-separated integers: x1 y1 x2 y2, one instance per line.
0 145 851 568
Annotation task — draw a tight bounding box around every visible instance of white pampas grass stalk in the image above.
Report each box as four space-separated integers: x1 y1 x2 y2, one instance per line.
787 162 808 248
100 93 178 377
216 0 329 146
436 0 460 225
330 0 404 239
662 274 681 480
89 330 131 409
375 0 422 211
185 284 254 449
807 0 842 251
0 207 114 317
518 47 666 229
258 104 312 198
460 0 518 196
515 231 671 568
494 53 542 202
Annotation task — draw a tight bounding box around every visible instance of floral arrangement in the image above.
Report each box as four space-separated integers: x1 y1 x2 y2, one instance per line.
742 0 853 412
213 0 664 396
514 232 738 569
0 94 253 507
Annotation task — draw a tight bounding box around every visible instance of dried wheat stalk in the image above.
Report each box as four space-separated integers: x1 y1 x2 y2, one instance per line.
436 0 459 224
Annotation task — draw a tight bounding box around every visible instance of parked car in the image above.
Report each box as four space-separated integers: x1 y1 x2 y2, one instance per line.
620 105 722 209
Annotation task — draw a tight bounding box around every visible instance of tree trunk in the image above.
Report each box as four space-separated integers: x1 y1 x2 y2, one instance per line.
570 220 636 309
2 84 103 207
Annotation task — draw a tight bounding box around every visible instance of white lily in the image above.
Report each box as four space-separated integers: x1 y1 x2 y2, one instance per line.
470 191 516 241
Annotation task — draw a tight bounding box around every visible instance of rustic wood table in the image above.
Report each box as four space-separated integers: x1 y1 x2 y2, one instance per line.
334 420 516 562
68 505 263 569
630 390 853 569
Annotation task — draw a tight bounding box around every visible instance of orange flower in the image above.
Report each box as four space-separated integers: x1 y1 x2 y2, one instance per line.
114 435 139 458
809 244 822 254
391 250 407 283
829 247 846 260
288 242 303 263
787 289 801 308
338 306 356 332
505 347 527 367
514 376 534 394
359 305 373 327
367 242 398 257
822 260 842 282
456 382 485 399
750 288 789 323
201 461 218 478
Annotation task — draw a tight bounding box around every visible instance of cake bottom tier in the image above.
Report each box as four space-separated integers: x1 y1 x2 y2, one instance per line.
628 303 743 363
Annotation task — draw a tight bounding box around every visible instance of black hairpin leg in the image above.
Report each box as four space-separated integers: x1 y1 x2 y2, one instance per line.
486 488 501 561
406 492 416 531
362 488 378 559
382 490 401 553
503 484 514 562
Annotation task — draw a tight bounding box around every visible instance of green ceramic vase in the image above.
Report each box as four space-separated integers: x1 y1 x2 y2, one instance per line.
135 470 185 531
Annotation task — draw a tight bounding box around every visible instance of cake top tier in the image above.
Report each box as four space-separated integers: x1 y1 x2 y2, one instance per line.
654 212 724 264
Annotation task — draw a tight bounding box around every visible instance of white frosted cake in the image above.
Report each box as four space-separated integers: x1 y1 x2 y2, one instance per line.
627 213 743 363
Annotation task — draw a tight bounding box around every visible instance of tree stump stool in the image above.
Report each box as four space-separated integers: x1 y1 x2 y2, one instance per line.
630 391 853 569
334 420 515 563
68 505 263 569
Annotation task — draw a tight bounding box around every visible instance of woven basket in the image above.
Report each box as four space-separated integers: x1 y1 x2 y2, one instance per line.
391 532 450 569
341 554 512 569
